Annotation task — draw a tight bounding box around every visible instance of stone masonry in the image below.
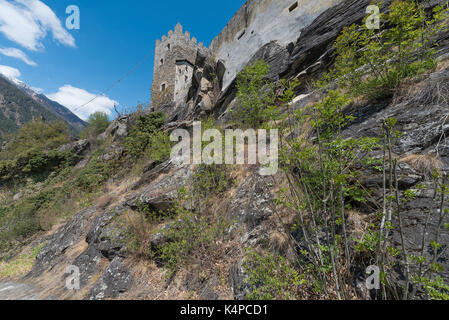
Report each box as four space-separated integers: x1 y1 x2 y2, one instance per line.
151 23 211 109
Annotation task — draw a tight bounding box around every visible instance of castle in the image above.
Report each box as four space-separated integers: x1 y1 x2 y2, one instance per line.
150 0 341 109
151 23 211 108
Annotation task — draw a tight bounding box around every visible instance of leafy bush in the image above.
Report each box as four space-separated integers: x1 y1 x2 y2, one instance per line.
243 250 306 300
233 60 276 128
148 131 171 163
0 151 74 184
80 112 110 139
321 0 449 98
74 154 112 193
159 207 231 277
0 119 70 161
0 149 75 183
124 111 167 159
419 276 449 300
0 189 56 243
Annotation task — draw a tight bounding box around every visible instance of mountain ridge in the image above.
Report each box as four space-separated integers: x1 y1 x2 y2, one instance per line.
0 74 86 138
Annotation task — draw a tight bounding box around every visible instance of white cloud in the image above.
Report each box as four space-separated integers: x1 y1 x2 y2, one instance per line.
0 47 37 66
47 85 118 121
0 0 75 51
0 64 21 78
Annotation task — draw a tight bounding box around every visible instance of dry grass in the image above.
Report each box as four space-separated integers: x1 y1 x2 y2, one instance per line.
400 154 443 178
394 63 449 107
95 194 113 210
120 209 154 259
0 188 10 205
29 239 109 300
436 55 449 71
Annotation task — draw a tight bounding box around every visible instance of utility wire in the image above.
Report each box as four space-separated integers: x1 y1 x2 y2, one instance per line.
71 50 154 113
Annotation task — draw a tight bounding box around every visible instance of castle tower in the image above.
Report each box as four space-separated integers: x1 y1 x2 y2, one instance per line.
151 23 210 109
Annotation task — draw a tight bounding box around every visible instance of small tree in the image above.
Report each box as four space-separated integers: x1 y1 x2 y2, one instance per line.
124 111 167 160
234 60 276 128
321 0 449 98
80 112 110 139
1 119 70 160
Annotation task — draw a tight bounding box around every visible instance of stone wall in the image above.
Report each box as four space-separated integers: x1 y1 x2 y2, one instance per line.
209 0 342 89
151 23 210 108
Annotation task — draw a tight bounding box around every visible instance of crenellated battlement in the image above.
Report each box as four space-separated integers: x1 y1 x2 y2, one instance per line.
155 23 208 53
151 23 210 109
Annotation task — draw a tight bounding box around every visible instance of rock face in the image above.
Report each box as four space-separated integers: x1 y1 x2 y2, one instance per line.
129 159 193 210
29 204 133 299
58 139 91 156
209 0 343 89
88 257 132 300
13 0 449 301
340 66 449 292
29 206 97 277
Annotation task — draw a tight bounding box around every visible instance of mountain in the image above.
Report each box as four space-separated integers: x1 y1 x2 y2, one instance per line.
0 74 85 138
1 0 449 301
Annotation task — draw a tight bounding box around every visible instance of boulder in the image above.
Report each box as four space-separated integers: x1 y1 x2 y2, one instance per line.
87 257 132 300
58 139 90 156
28 206 97 278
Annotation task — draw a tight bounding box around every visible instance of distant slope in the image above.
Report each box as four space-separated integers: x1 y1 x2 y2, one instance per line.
0 75 85 138
28 92 86 132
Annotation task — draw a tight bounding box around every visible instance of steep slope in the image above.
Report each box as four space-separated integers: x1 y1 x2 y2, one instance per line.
9 78 86 133
1 0 449 301
0 76 60 137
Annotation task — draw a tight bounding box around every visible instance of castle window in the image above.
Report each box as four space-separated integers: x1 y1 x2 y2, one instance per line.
167 44 171 50
289 2 298 12
160 58 164 66
160 83 166 91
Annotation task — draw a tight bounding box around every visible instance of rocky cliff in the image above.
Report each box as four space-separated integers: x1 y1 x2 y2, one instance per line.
1 0 449 300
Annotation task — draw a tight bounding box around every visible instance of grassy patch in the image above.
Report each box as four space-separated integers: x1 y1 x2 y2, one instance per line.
0 242 46 279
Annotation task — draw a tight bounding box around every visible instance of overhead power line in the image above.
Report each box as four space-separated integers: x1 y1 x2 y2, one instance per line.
71 50 154 113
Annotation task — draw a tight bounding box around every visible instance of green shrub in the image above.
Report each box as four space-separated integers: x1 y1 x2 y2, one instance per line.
233 59 276 128
0 192 50 242
0 149 75 183
1 119 70 161
192 164 231 199
159 201 231 277
80 112 110 139
321 0 449 98
148 131 171 163
124 111 166 159
243 250 306 300
419 276 449 300
74 155 112 193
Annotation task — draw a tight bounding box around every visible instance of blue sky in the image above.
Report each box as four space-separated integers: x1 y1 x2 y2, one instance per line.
0 0 245 120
